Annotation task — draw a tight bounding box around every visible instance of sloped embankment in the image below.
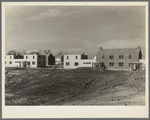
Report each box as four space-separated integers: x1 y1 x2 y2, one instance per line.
5 67 145 105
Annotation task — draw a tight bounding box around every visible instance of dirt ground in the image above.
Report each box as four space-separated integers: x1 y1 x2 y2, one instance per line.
5 67 145 106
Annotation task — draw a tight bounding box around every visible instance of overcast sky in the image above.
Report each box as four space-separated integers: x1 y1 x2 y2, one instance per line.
5 6 145 56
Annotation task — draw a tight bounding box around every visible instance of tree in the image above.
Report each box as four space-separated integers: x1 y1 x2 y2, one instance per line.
22 50 27 55
7 50 17 55
43 49 51 55
55 51 68 58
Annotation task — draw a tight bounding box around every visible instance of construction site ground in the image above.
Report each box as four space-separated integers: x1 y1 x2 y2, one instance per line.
5 67 145 105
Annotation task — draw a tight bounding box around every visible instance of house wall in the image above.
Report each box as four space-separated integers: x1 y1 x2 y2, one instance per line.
64 54 96 69
55 57 61 64
23 55 38 68
5 55 24 67
140 59 145 70
37 55 46 67
46 54 55 66
5 54 46 68
64 54 82 69
80 59 96 67
96 48 140 70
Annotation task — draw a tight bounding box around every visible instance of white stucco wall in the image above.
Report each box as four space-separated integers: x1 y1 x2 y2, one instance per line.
5 55 38 68
64 54 96 69
24 55 38 68
80 59 96 67
55 57 61 64
5 55 24 67
64 54 81 69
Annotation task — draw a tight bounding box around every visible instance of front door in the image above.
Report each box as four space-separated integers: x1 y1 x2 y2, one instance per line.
28 62 30 68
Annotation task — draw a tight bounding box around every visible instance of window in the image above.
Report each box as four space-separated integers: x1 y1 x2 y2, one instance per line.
109 55 114 59
66 62 70 66
32 61 35 65
109 62 114 66
33 56 35 59
129 63 131 66
129 55 132 59
26 56 28 59
9 61 12 64
5 61 6 64
43 56 45 59
119 55 124 59
75 56 78 59
83 62 91 64
67 56 69 59
75 62 78 66
102 55 105 59
10 56 12 59
119 62 124 67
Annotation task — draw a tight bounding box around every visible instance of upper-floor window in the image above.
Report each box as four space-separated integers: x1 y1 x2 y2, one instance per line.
109 55 114 59
67 56 69 59
5 61 6 64
102 55 105 59
129 55 132 59
32 61 35 65
119 62 124 66
109 62 114 66
33 56 35 59
9 61 12 64
26 56 28 59
66 62 70 66
10 56 12 59
75 62 78 66
119 55 124 59
75 56 78 59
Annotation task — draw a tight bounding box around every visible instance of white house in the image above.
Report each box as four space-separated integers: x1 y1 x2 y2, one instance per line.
5 54 46 68
55 57 61 65
63 54 96 69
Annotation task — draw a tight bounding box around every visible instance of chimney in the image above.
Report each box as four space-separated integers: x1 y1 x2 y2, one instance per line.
100 47 103 50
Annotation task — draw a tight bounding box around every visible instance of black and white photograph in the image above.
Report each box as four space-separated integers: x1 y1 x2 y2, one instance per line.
2 2 149 118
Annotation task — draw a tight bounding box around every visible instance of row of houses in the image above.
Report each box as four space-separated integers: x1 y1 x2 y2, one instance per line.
5 46 145 70
5 53 56 68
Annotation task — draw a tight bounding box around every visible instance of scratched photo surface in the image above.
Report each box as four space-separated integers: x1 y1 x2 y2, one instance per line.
4 5 146 106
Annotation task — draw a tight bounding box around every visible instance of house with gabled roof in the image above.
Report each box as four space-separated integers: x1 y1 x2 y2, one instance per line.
96 46 142 70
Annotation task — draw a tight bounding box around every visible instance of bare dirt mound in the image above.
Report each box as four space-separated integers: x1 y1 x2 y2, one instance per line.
5 68 145 105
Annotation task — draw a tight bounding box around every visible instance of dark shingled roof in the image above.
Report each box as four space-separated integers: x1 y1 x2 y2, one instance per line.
96 47 141 56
